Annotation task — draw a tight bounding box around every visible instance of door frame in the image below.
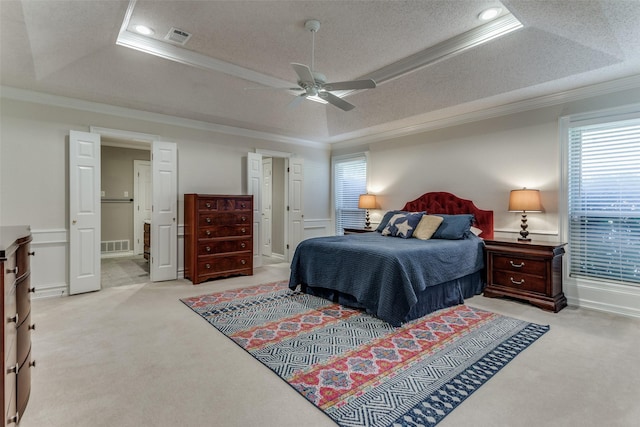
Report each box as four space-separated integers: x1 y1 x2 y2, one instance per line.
133 160 151 255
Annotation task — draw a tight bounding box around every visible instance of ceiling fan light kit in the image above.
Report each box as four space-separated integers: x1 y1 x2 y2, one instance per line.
286 19 376 111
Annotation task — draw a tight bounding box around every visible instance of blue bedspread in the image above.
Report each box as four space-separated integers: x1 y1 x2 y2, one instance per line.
289 232 485 326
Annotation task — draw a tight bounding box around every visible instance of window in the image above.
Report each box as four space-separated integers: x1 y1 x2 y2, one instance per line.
333 154 367 235
567 112 640 286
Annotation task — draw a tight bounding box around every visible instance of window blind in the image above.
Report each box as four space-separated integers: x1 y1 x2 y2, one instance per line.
334 155 367 235
567 117 640 286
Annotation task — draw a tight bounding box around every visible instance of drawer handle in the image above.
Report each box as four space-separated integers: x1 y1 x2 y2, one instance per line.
510 261 525 268
29 360 36 368
28 251 36 256
28 287 36 293
205 230 211 236
6 266 18 275
29 324 36 331
205 202 211 208
241 259 246 265
510 277 525 285
7 412 19 424
6 364 19 375
205 246 211 252
241 216 246 222
205 263 211 269
8 313 19 324
241 203 246 208
205 217 212 223
240 242 246 248
241 228 246 233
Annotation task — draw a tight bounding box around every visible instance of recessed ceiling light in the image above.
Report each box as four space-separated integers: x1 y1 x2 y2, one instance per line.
134 25 154 36
479 7 502 21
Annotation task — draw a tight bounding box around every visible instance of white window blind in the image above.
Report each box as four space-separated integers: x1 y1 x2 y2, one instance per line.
567 116 640 286
334 155 367 235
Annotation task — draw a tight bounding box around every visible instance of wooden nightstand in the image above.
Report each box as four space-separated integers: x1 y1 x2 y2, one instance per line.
483 238 567 312
343 227 376 235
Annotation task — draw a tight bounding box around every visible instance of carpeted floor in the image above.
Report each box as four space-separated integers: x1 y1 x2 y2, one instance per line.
101 255 150 288
182 282 549 426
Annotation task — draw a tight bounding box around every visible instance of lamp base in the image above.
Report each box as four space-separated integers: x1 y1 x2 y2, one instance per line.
517 237 531 242
519 212 530 241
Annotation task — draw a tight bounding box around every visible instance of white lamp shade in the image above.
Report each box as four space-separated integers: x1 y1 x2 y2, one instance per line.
508 189 542 212
358 194 376 209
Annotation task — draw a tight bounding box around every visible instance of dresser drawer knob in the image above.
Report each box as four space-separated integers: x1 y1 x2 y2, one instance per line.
6 266 18 275
510 261 525 268
205 217 212 223
205 263 211 269
205 246 211 252
240 242 246 248
241 228 246 233
241 216 246 222
28 287 36 293
241 259 246 265
29 360 36 368
6 364 19 375
205 202 211 208
510 277 525 285
205 230 211 236
29 324 36 331
28 251 36 256
241 203 246 208
7 313 18 324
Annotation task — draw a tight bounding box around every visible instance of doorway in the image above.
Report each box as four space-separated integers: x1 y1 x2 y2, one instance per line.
100 142 151 287
261 157 287 265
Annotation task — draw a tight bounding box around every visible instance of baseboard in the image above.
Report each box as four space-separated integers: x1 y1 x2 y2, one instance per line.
565 280 640 318
32 283 68 299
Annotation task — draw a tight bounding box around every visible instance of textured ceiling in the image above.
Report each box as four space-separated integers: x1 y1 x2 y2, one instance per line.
1 0 639 145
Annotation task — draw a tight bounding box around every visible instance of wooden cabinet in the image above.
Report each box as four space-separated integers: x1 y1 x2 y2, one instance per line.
184 194 253 284
143 221 150 261
2 226 35 425
483 238 567 312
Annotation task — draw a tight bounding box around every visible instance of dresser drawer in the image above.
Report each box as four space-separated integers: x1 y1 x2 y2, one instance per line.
17 311 32 367
197 239 251 256
17 348 33 419
492 255 546 276
198 225 251 239
198 212 250 227
492 270 547 294
16 274 32 323
198 197 252 212
197 254 252 276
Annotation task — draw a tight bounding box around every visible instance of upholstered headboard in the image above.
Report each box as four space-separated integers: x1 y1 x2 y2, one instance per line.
401 192 494 239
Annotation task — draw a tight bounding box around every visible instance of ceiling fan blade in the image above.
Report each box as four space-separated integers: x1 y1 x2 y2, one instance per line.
318 91 355 111
323 79 377 91
291 63 315 84
287 93 307 109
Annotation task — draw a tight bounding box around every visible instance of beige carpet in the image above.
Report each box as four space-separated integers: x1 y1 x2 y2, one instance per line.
101 255 150 288
24 264 640 427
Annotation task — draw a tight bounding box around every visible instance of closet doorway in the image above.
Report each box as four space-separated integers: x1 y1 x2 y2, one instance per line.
100 141 151 288
261 156 287 265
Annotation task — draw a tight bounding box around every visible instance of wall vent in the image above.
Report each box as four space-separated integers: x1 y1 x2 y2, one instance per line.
101 240 130 254
165 27 192 45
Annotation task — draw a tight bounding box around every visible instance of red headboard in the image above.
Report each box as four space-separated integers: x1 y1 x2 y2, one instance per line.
401 192 494 239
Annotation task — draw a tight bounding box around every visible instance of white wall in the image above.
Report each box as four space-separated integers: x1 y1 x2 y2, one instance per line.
333 87 640 317
0 97 331 296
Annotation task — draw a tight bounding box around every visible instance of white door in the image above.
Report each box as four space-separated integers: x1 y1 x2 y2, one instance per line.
247 152 263 268
69 130 101 295
288 158 304 257
133 160 151 255
151 141 178 281
262 158 273 257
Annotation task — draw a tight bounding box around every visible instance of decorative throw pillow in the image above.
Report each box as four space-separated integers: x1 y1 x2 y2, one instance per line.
470 226 483 236
413 215 444 240
431 214 474 240
375 210 405 232
381 212 424 238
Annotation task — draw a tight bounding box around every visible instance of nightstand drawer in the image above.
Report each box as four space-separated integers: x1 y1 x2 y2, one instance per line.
492 255 546 276
493 271 546 294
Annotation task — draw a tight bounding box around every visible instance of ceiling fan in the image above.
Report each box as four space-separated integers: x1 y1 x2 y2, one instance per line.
285 19 377 111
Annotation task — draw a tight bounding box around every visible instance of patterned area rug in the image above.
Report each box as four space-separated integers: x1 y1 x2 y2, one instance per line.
181 282 549 427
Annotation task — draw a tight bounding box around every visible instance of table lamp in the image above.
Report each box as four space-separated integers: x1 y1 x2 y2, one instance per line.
358 194 376 229
508 188 542 241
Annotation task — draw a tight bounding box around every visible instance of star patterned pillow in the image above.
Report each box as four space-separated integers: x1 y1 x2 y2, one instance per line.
381 212 424 238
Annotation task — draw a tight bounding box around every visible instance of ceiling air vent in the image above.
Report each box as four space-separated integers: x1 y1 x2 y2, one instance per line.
165 27 192 45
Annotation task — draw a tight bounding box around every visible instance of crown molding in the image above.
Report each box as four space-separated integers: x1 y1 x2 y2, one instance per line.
0 86 328 149
330 74 640 149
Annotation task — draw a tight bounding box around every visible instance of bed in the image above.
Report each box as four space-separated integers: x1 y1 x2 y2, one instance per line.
288 192 494 326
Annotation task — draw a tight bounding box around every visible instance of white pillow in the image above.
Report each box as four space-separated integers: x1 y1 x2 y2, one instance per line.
413 215 444 240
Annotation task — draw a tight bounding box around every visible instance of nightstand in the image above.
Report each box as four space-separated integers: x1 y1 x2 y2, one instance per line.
343 227 376 235
483 238 567 312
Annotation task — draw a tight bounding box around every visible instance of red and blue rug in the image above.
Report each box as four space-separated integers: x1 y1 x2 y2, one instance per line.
181 281 549 426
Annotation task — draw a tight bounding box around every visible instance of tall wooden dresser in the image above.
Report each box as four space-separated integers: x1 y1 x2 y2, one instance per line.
2 226 35 425
184 194 253 284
